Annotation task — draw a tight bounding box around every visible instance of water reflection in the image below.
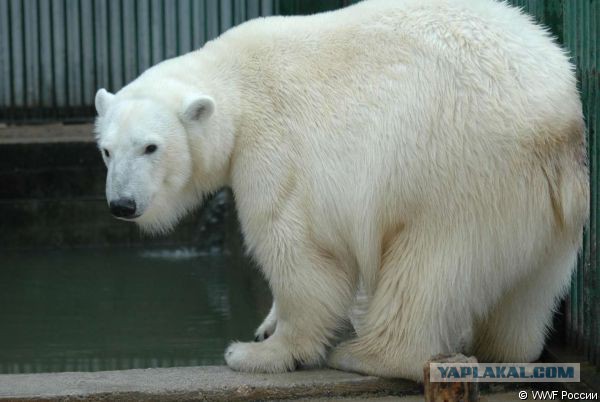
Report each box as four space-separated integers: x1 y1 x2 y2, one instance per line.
0 247 271 374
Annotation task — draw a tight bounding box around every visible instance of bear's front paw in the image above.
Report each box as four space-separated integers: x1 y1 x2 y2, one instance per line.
225 340 296 373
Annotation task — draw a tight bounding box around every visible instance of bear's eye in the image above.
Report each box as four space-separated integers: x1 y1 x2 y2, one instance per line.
103 149 110 158
145 144 158 155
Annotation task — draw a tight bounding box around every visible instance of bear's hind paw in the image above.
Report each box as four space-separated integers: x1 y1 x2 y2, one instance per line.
327 342 370 375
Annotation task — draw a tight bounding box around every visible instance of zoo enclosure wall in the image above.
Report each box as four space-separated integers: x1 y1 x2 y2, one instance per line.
0 0 355 123
0 0 598 369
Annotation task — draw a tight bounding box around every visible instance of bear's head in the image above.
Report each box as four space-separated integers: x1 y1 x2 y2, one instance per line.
94 88 216 234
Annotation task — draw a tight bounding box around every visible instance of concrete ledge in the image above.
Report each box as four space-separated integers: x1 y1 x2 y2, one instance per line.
0 123 94 144
0 366 419 401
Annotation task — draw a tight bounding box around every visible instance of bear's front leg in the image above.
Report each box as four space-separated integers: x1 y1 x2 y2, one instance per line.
225 239 356 373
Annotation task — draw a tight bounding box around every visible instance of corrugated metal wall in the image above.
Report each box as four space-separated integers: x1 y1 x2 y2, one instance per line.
0 0 359 123
0 0 278 122
0 0 352 123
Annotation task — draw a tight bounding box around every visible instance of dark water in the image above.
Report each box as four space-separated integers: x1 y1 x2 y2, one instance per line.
0 247 271 374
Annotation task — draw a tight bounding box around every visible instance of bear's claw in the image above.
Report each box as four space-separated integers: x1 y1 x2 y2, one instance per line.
254 330 272 342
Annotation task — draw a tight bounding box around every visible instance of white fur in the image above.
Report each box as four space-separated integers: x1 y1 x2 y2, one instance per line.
94 0 589 381
255 301 277 341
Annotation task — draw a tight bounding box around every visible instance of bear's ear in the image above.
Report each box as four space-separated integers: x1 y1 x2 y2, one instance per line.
95 88 115 116
181 95 215 123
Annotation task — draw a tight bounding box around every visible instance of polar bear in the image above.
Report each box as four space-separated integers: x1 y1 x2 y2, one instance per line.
94 0 589 381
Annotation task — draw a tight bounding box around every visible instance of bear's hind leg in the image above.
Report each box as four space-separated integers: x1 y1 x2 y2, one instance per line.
328 236 476 381
471 246 577 363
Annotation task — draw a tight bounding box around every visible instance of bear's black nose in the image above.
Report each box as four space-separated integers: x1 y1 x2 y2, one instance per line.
109 198 137 218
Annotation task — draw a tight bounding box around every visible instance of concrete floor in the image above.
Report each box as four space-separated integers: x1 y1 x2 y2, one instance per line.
0 365 575 401
0 366 418 401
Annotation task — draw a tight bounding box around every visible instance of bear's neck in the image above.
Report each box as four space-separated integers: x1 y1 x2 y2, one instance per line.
168 44 245 202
